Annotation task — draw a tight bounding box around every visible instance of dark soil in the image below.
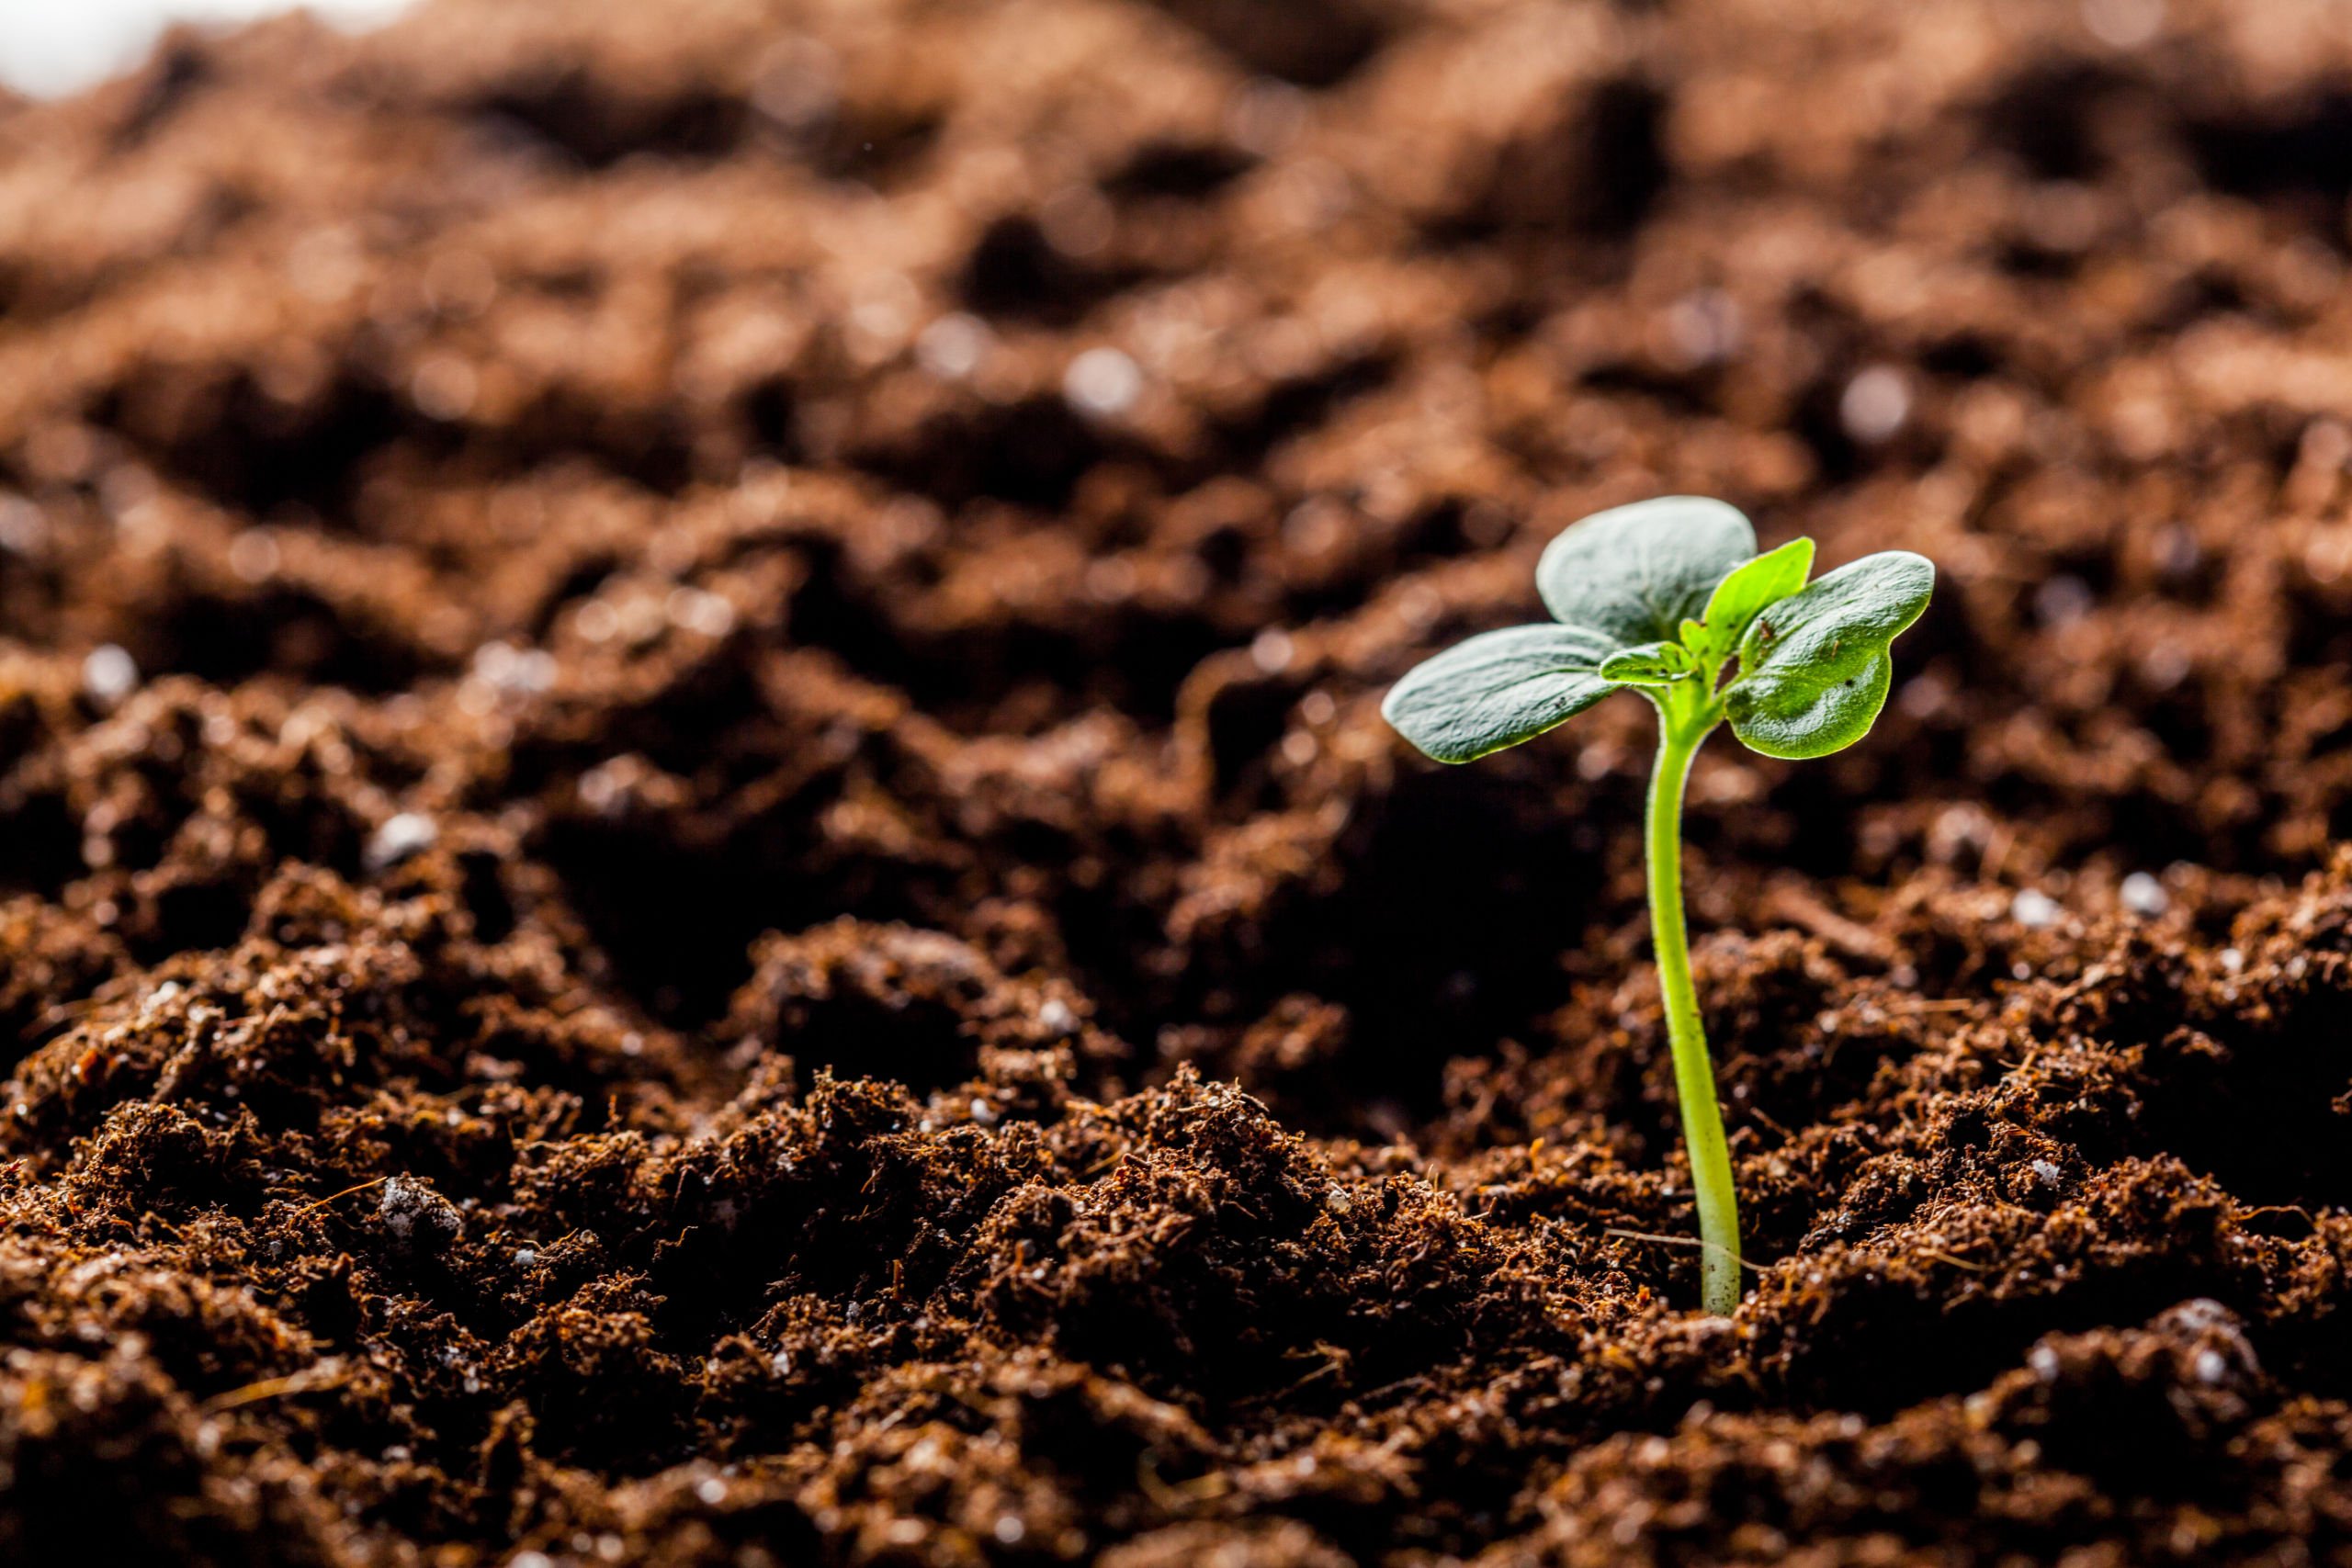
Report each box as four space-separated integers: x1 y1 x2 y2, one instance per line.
6 0 2352 1562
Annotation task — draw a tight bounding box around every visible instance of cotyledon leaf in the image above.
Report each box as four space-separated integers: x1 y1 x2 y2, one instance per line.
1536 496 1757 644
1687 536 1815 661
1382 623 1623 763
1724 550 1935 759
1598 639 1696 686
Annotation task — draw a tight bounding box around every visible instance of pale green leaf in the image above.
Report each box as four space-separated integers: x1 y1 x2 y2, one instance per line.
1598 640 1696 686
1688 536 1815 660
1724 550 1935 759
1383 624 1623 763
1537 496 1757 644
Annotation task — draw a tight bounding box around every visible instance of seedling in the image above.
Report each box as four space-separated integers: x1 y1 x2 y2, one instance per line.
1383 497 1932 1315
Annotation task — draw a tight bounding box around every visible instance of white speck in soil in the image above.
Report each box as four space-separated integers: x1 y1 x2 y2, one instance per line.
666 587 736 637
1064 346 1142 417
82 644 138 705
2010 888 2060 929
2120 871 2167 916
1840 365 1910 444
916 312 991 379
367 811 437 871
1251 626 1295 672
379 1176 462 1252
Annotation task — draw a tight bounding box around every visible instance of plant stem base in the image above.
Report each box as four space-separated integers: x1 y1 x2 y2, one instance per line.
1646 704 1743 1316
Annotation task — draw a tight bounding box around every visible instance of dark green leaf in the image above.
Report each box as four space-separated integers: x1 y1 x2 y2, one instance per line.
1724 550 1935 759
1598 640 1696 686
1688 537 1815 661
1537 496 1756 644
1383 624 1622 763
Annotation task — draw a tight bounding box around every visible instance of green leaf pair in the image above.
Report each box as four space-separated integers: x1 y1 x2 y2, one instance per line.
1382 496 1933 764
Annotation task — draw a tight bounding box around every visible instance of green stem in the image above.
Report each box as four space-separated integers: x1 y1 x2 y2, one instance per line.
1645 705 1741 1316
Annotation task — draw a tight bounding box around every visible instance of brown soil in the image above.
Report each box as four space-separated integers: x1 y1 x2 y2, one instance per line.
6 0 2352 1562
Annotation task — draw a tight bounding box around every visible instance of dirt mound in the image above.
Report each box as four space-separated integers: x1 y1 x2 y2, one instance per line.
7 0 2352 1561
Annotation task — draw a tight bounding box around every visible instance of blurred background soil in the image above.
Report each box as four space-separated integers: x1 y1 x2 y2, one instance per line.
8 0 2352 1562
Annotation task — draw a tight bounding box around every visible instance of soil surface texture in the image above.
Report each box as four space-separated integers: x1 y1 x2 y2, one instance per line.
7 0 2352 1562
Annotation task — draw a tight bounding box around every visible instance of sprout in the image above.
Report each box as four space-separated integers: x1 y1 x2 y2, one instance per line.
1384 496 1933 1314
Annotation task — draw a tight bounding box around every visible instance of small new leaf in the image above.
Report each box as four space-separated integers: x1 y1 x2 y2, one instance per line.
1382 624 1621 763
1537 496 1755 644
1724 550 1935 759
1688 537 1815 661
1598 640 1695 686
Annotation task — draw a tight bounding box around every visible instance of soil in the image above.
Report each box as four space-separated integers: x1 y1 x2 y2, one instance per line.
6 0 2352 1562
